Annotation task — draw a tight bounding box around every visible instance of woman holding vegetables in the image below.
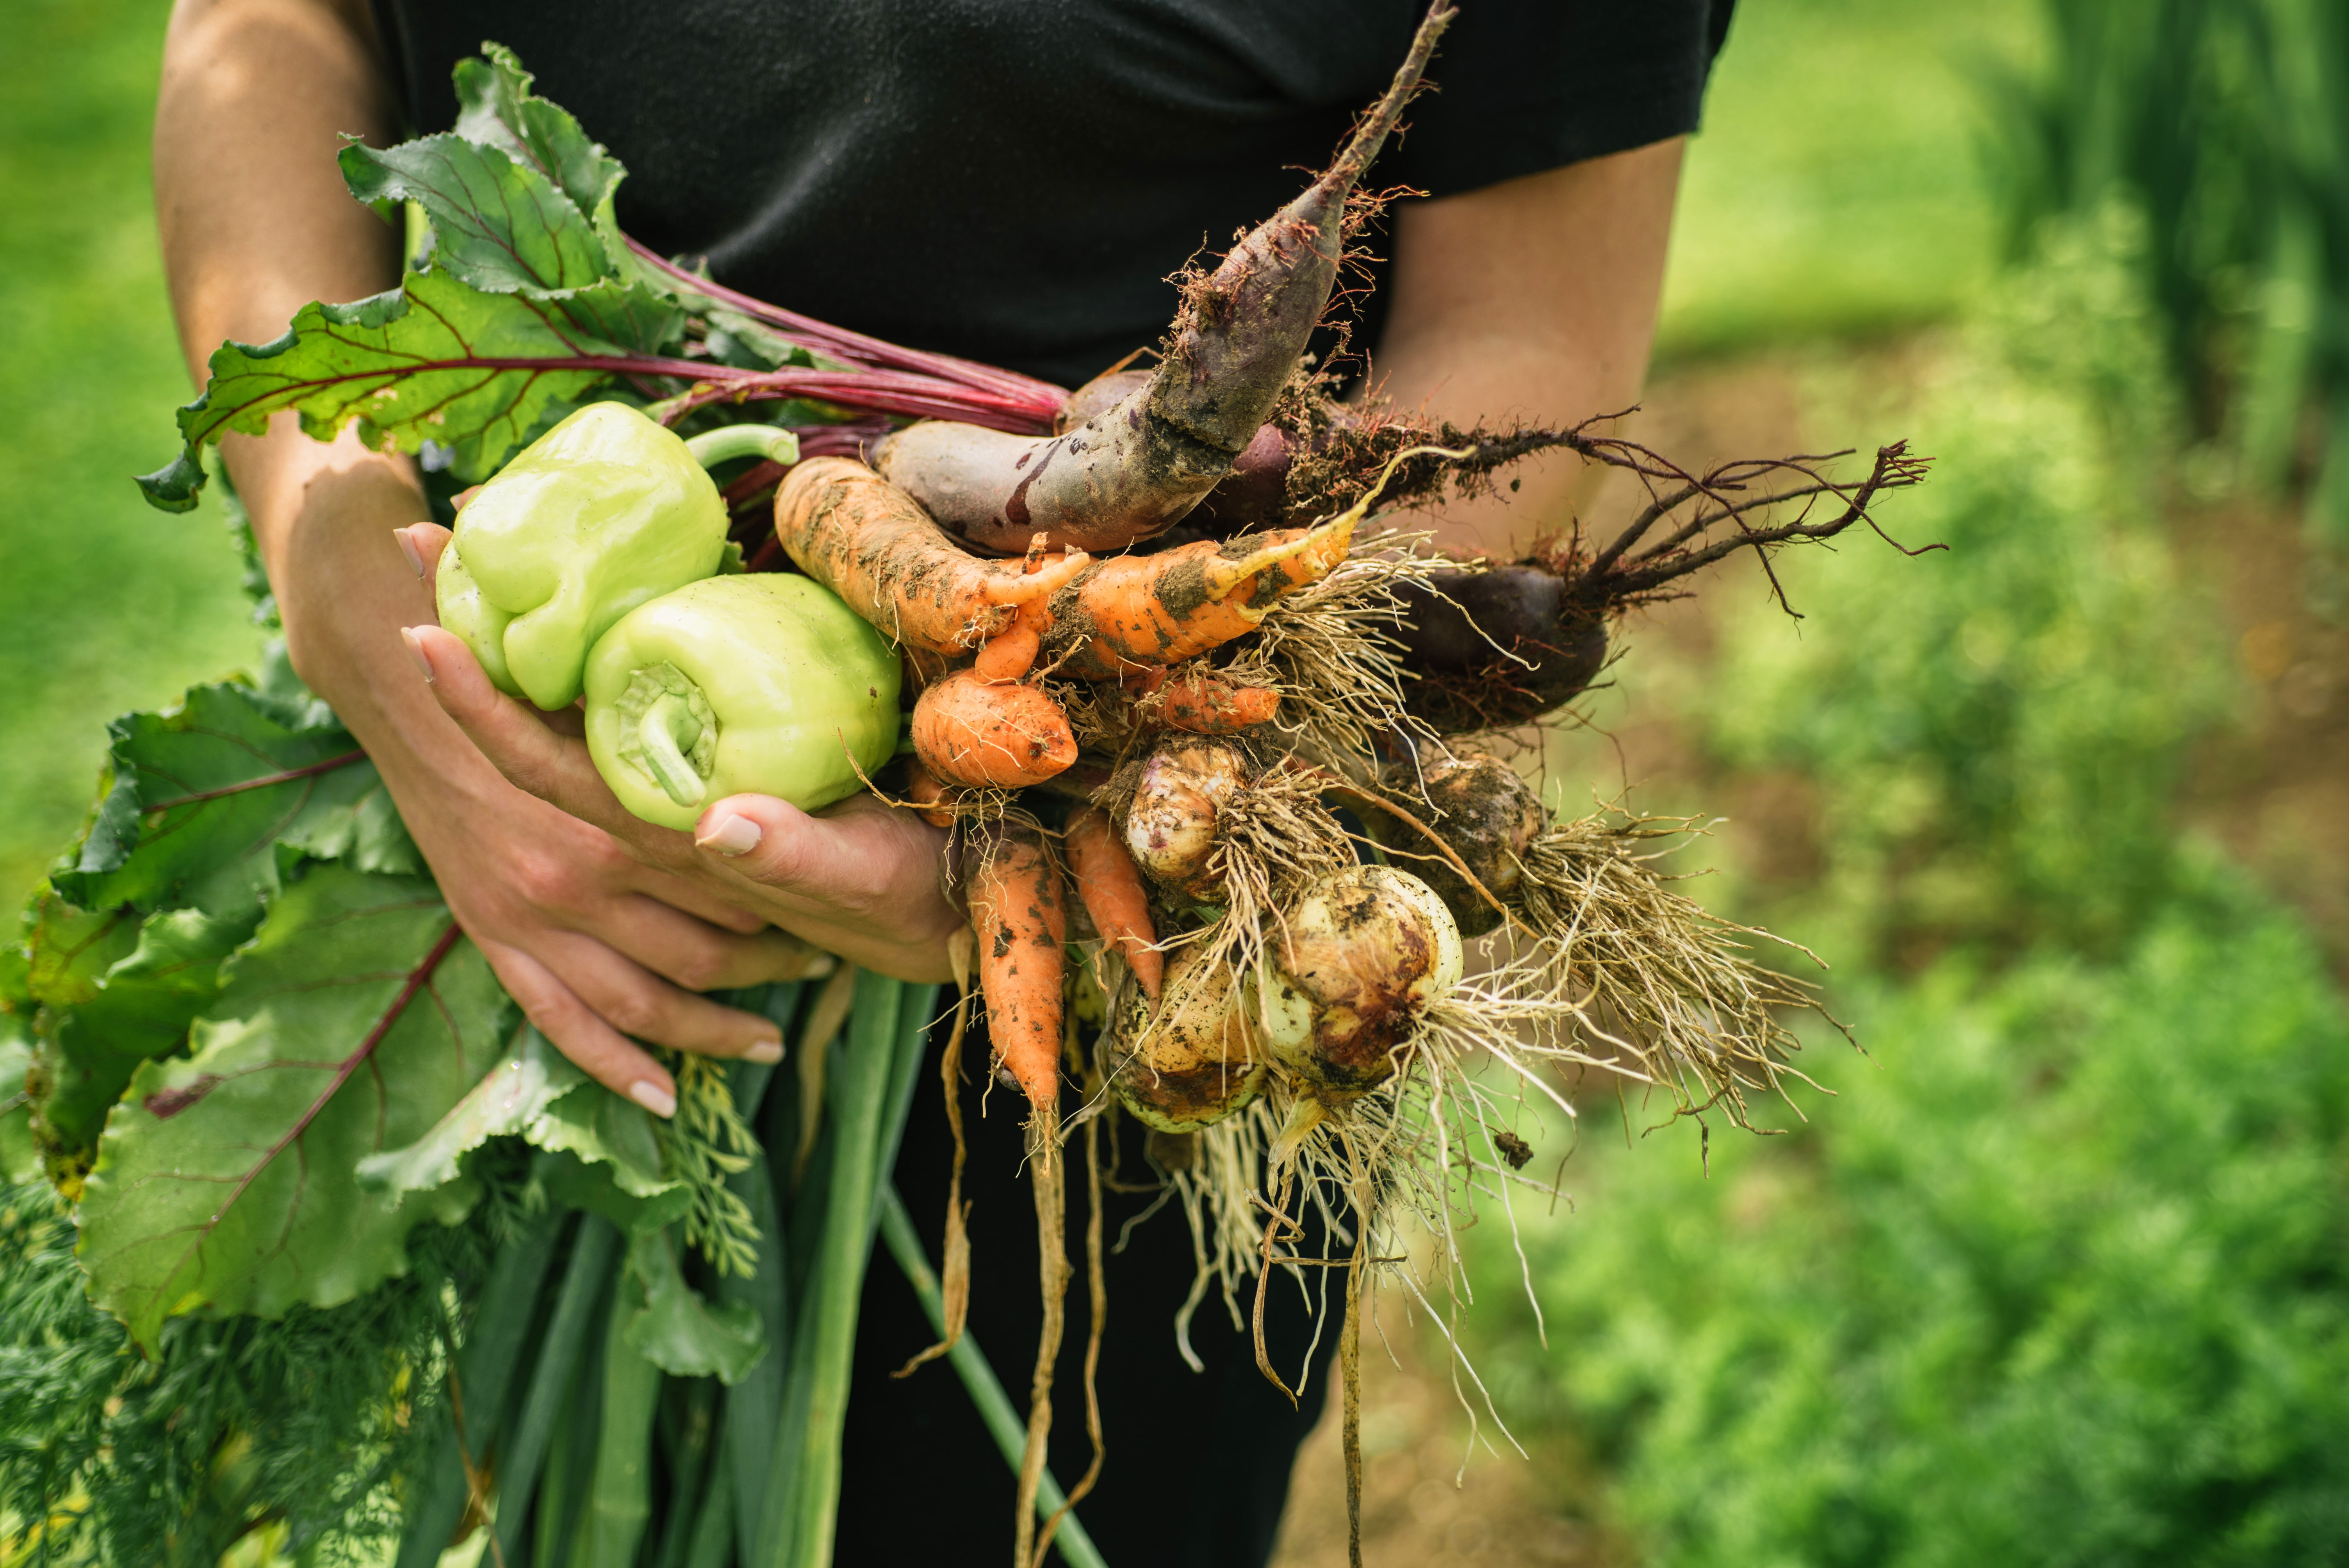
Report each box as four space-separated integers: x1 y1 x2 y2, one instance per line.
152 0 1731 1560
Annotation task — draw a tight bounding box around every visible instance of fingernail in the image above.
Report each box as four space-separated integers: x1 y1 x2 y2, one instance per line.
629 1080 678 1119
697 813 761 857
745 1035 784 1066
394 526 426 577
399 626 436 684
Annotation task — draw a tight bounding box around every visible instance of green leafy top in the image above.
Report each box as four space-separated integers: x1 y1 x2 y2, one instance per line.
135 40 1061 513
138 43 685 514
75 866 501 1352
449 42 627 250
56 677 414 923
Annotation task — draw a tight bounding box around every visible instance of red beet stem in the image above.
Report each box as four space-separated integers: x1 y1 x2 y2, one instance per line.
626 238 1066 419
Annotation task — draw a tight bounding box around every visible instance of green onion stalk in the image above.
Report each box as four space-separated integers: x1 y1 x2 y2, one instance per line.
392 977 1118 1567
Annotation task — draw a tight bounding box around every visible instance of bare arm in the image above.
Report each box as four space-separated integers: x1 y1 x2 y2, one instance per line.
1368 137 1685 556
152 0 906 1112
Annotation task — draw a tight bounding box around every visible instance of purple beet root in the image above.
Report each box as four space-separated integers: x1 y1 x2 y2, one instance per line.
1052 368 1149 434
872 5 1456 556
1392 567 1611 732
1192 421 1295 533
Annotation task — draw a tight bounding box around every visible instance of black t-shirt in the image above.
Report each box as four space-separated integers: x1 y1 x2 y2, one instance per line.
371 0 1734 387
363 10 1734 1562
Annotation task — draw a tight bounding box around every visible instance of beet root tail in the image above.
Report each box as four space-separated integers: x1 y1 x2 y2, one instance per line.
872 4 1455 557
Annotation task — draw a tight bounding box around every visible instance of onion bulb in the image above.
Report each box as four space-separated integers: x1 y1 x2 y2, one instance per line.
1259 864 1463 1099
1107 946 1266 1133
1122 738 1248 903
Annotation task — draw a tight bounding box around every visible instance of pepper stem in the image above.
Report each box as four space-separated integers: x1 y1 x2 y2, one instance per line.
615 664 720 810
684 424 801 470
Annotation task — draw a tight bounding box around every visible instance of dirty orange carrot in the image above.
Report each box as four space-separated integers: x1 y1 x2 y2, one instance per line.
973 595 1050 683
773 458 1088 654
1139 665 1281 734
1064 806 1163 1000
971 831 1067 1110
777 458 1350 683
1039 511 1357 680
904 757 957 827
912 667 1079 788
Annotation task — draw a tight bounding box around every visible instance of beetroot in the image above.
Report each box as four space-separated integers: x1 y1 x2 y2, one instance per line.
871 5 1456 556
1392 570 1612 732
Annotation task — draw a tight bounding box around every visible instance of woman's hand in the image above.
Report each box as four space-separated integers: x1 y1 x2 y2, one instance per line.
156 0 835 1115
395 522 964 984
228 433 834 1116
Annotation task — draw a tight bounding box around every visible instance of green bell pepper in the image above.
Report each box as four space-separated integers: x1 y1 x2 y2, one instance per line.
583 574 902 829
435 404 798 710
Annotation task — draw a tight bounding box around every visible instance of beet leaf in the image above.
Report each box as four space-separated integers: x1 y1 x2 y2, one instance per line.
449 43 629 261
77 864 504 1351
137 269 685 511
356 1023 583 1199
21 895 248 1159
342 132 617 297
55 679 409 923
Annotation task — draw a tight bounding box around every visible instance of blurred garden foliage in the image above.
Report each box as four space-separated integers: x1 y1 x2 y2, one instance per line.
1988 0 2349 547
1460 3 2349 1561
1699 212 2231 969
1475 893 2349 1567
0 0 260 908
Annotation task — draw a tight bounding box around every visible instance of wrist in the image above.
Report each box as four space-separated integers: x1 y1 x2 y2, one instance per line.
228 421 461 770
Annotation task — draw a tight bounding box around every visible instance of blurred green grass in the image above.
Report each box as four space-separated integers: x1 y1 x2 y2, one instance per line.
0 0 260 908
1658 0 2038 357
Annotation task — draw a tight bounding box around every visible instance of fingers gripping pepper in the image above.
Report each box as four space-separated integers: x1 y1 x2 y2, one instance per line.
583 574 900 829
436 405 797 710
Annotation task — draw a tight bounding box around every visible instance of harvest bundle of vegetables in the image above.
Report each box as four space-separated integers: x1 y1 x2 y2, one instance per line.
2 10 1937 1567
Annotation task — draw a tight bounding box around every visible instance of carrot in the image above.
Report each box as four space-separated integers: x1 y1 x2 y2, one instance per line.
870 4 1456 556
1039 511 1357 681
974 822 1075 1568
1137 665 1281 734
971 830 1067 1111
972 594 1050 683
778 457 1352 684
1064 807 1163 1000
972 620 1043 684
904 757 957 828
912 667 1079 789
773 458 1089 655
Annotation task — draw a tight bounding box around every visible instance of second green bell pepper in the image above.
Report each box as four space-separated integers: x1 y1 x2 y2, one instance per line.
436 404 797 710
583 574 902 829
